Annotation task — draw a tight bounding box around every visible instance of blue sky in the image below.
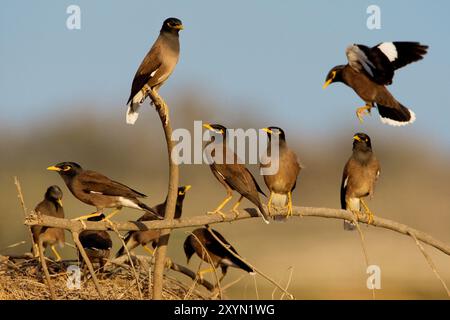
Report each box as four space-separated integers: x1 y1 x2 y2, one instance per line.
1 1 449 144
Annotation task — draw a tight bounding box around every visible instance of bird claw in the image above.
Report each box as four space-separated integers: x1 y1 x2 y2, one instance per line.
207 210 226 220
232 208 240 219
356 105 372 123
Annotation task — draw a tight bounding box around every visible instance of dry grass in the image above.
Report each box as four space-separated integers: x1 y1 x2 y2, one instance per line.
0 257 207 300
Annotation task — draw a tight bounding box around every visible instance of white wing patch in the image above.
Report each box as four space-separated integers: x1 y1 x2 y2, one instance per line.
379 108 416 126
343 176 349 188
378 42 398 62
89 191 103 194
150 69 158 77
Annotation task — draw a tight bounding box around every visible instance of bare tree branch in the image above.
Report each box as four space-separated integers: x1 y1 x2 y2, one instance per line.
147 89 179 300
25 206 450 257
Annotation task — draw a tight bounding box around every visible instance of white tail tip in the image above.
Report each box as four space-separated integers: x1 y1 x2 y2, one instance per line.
126 105 139 125
380 109 416 127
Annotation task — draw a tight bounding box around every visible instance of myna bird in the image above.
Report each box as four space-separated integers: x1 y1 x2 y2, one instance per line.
261 127 301 219
79 214 112 274
323 42 428 126
184 227 255 282
47 162 161 221
341 133 380 230
116 185 191 258
126 17 183 124
31 185 65 261
203 123 270 224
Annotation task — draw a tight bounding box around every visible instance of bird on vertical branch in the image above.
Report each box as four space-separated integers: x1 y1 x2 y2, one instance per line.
261 127 301 220
126 17 183 125
323 42 428 126
31 185 65 261
340 133 380 230
202 123 270 224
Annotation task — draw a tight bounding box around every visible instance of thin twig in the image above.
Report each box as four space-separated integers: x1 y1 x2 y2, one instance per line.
354 221 375 300
71 231 103 299
38 236 56 299
408 231 450 297
14 177 36 254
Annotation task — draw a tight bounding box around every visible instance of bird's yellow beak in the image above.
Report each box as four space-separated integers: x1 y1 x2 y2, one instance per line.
262 128 273 134
203 123 214 131
184 185 192 192
174 24 184 30
322 79 332 89
353 135 362 142
47 166 61 172
57 199 63 207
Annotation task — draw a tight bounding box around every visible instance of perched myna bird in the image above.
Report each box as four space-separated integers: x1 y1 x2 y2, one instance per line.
31 185 65 261
79 214 112 273
340 133 380 230
261 127 301 219
126 17 183 124
203 123 269 224
47 162 161 221
116 185 191 258
323 42 428 126
184 227 255 282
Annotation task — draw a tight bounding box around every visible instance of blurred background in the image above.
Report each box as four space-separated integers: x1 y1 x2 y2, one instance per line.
1 0 450 299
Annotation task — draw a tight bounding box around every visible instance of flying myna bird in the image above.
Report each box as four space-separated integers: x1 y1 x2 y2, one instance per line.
79 214 112 274
126 17 183 124
340 133 380 230
203 123 270 224
116 185 191 258
323 42 428 126
31 185 65 261
184 227 255 282
261 127 301 219
47 162 161 221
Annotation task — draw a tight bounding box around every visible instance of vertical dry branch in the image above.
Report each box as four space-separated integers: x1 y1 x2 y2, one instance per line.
14 177 36 251
38 237 56 300
72 231 104 299
148 89 179 299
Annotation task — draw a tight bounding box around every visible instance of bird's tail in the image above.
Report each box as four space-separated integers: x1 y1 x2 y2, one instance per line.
233 256 256 274
377 103 416 126
270 193 289 222
126 103 140 125
257 202 270 225
343 220 357 231
137 202 163 220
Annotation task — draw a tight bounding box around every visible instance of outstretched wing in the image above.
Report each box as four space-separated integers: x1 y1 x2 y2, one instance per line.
346 42 428 85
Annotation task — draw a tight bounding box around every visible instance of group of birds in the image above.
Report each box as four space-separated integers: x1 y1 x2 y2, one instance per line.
30 17 428 283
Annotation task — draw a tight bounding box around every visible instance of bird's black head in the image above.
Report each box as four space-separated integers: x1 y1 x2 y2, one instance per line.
183 235 195 264
45 185 63 206
352 133 372 151
161 17 184 34
262 126 286 142
177 185 192 204
87 213 105 222
203 123 227 138
323 65 345 89
47 162 82 177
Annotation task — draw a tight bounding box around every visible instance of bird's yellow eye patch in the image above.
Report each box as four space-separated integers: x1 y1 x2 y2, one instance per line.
62 166 71 171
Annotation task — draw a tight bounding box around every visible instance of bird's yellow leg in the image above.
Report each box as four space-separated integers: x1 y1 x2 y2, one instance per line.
74 211 102 221
197 267 214 280
360 199 374 225
51 245 62 262
267 192 273 215
286 191 293 217
104 208 121 221
231 196 243 218
356 104 372 123
32 243 39 257
143 245 154 256
208 195 232 219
